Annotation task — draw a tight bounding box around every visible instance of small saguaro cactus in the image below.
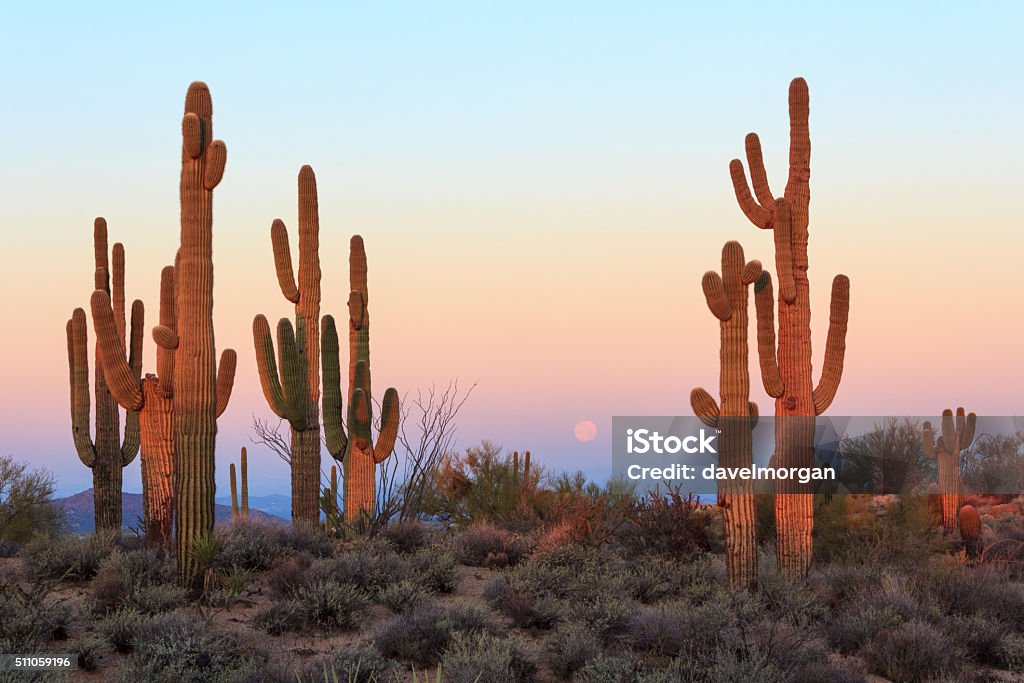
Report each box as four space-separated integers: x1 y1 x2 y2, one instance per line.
229 447 249 519
922 408 976 531
67 218 142 531
253 166 323 531
170 82 237 581
321 465 339 533
690 241 762 589
728 77 851 578
958 504 982 557
92 260 178 547
322 235 400 522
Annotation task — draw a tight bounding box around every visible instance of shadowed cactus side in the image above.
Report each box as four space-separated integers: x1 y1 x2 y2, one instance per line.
253 165 323 530
922 408 976 531
322 235 400 522
321 465 339 533
229 447 249 519
91 259 177 547
67 218 142 531
690 241 762 589
958 503 981 557
729 77 851 577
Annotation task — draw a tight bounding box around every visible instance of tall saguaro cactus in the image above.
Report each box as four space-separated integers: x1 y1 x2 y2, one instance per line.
322 235 400 521
92 261 178 547
729 78 851 577
67 218 142 531
922 408 976 530
690 241 762 589
171 82 237 581
229 447 249 519
253 166 322 530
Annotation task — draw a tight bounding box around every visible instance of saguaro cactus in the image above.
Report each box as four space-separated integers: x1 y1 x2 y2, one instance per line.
690 241 762 589
729 78 851 577
67 218 142 531
322 235 400 521
253 166 322 530
322 465 339 533
229 447 249 519
171 82 237 580
958 503 981 557
92 260 178 547
922 408 976 530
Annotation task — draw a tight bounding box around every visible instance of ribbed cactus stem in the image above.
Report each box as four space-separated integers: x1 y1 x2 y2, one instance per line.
959 504 981 556
322 235 400 521
523 451 531 485
68 218 143 531
229 463 239 518
240 447 248 518
922 408 976 531
691 241 761 589
729 78 851 578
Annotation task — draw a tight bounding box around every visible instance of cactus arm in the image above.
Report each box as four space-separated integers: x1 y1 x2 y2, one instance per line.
155 265 176 397
812 275 851 415
120 299 145 464
748 401 759 429
741 259 762 285
940 409 956 452
690 388 720 429
785 78 811 200
321 315 348 458
922 421 937 458
351 387 371 448
253 314 289 419
215 348 237 418
112 243 127 343
203 140 227 190
744 133 775 208
960 411 977 451
68 310 96 467
271 219 300 303
89 291 144 411
229 463 239 517
772 198 797 304
94 218 109 292
277 319 306 429
729 159 773 229
753 272 785 398
373 387 400 464
701 271 732 321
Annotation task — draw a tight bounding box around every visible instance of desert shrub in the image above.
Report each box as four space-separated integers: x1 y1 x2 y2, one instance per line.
310 542 407 598
275 524 336 558
441 631 535 683
298 580 369 629
22 530 120 580
132 582 188 613
373 601 496 667
266 553 312 598
996 632 1024 672
628 600 733 657
791 659 867 683
925 560 1024 625
214 520 288 572
827 605 902 654
757 567 825 627
99 606 143 653
625 555 688 604
252 599 305 636
949 613 1019 669
620 488 714 560
0 456 62 547
408 549 459 594
380 579 429 613
0 583 71 652
91 547 179 613
867 620 958 683
542 624 601 678
299 643 400 683
380 519 429 554
73 636 106 671
864 572 934 623
452 522 531 567
120 611 270 682
575 655 645 683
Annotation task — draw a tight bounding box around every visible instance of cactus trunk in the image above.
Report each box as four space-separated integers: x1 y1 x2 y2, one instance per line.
730 78 850 578
923 408 975 531
139 377 174 546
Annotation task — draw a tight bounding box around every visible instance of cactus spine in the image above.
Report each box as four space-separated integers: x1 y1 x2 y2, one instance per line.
922 408 976 530
730 78 851 577
322 236 400 521
691 241 762 589
171 82 236 581
67 219 142 531
92 260 178 547
229 447 249 519
253 166 322 530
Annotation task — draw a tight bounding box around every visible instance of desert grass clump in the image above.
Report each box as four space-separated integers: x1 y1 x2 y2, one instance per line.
452 521 531 567
373 601 497 667
299 643 400 683
440 631 536 683
628 600 733 658
22 530 121 581
310 542 407 598
380 579 430 613
542 623 602 678
297 580 370 630
408 548 459 594
213 519 289 572
866 620 958 682
574 654 645 683
73 635 106 671
252 599 306 636
90 546 179 613
826 605 903 654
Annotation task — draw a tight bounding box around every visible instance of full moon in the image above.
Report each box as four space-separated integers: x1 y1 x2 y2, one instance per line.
574 420 598 442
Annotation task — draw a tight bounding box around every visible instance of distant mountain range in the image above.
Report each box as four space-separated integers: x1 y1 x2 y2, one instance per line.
56 489 289 535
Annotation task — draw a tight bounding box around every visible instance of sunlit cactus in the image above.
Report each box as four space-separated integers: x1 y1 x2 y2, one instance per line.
729 78 851 577
67 218 142 531
690 241 762 589
229 447 249 519
91 260 177 547
923 408 976 531
253 166 322 530
322 235 400 522
958 503 981 556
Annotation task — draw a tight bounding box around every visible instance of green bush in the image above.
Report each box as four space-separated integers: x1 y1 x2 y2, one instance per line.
0 455 62 548
99 606 143 653
22 530 120 580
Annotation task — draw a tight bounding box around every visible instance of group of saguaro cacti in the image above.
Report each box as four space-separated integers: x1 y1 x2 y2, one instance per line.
229 448 249 519
67 219 142 531
691 241 763 588
71 83 237 582
253 166 323 530
922 408 976 530
322 236 400 522
715 77 851 579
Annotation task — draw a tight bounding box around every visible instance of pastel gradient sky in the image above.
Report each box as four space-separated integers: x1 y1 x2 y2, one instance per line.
2 3 1022 496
